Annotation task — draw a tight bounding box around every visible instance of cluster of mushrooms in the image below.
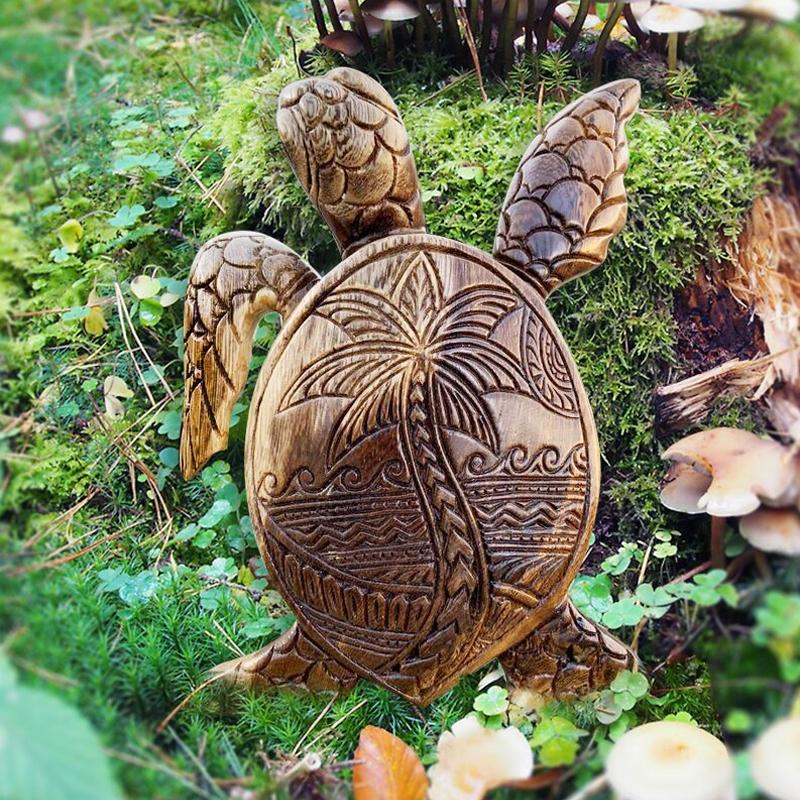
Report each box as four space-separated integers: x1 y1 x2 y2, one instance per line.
423 712 800 799
312 0 797 80
661 427 800 565
602 716 800 800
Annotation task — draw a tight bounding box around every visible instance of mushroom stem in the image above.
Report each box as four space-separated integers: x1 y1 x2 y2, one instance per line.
563 774 610 800
479 0 494 59
561 0 590 52
623 3 648 48
710 515 727 570
496 0 520 75
591 0 625 84
441 0 463 54
348 0 373 54
667 29 679 72
383 20 395 65
753 550 774 581
310 0 329 37
525 0 538 52
323 0 345 32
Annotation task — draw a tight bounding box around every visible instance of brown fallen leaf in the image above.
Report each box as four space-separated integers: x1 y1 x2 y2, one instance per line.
352 725 427 800
84 289 107 336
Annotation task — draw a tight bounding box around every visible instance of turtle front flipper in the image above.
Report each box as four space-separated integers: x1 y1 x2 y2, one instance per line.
499 601 634 698
180 232 318 479
213 624 357 694
494 79 640 297
277 67 425 255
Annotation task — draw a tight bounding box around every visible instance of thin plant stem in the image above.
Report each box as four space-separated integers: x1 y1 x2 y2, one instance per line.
457 2 488 101
591 0 624 84
562 0 589 51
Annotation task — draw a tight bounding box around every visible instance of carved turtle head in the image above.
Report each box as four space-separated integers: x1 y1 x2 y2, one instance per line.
179 70 640 705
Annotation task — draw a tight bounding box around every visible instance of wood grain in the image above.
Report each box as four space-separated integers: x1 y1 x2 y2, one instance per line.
494 79 640 295
179 72 641 705
277 67 425 254
181 232 318 479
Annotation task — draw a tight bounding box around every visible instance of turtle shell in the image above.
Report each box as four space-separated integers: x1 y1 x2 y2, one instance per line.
246 232 600 705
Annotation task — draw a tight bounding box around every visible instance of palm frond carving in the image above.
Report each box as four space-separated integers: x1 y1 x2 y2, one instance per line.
280 253 527 464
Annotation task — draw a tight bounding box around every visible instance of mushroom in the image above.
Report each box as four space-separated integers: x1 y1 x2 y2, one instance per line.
662 428 799 518
739 508 800 556
659 460 712 515
661 427 799 568
320 30 366 55
361 0 420 19
639 3 705 71
738 0 798 20
428 715 533 800
606 721 736 800
750 717 800 800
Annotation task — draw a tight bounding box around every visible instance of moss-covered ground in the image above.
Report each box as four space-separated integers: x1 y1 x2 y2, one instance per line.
1 1 799 797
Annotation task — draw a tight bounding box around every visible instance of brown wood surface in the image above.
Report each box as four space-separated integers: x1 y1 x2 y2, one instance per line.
180 69 641 704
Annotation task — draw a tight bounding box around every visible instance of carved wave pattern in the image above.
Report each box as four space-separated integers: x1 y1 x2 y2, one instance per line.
260 461 436 670
462 444 588 594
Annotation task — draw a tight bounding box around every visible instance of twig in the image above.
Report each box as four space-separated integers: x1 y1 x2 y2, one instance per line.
114 284 156 406
456 4 487 102
157 669 232 733
291 695 338 756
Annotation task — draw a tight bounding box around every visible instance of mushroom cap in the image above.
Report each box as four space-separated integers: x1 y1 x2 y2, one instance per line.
320 30 365 55
660 461 713 514
606 721 735 800
428 715 533 800
739 508 800 556
361 0 420 20
640 3 706 31
662 428 798 517
738 0 798 19
750 717 800 800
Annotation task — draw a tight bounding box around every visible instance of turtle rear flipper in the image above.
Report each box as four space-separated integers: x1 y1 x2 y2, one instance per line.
213 624 357 694
181 232 318 479
500 601 634 698
494 79 640 297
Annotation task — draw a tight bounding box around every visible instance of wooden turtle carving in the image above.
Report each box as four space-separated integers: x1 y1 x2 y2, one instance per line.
180 68 641 705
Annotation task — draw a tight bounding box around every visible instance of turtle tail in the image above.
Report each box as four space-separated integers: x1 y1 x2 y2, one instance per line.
180 233 318 479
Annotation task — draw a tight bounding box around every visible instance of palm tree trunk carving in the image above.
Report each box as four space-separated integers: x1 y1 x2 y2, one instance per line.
278 254 530 684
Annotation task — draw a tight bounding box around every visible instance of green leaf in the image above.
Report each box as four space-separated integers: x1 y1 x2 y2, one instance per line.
154 195 178 209
138 297 163 326
611 670 649 699
197 499 232 528
159 447 179 468
57 218 83 253
129 274 161 299
0 655 123 800
473 685 509 716
108 204 146 228
157 409 182 440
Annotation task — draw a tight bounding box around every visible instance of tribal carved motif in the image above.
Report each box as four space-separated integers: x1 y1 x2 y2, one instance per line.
180 68 640 705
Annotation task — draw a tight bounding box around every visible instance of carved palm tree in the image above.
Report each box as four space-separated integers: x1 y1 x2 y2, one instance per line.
279 253 529 679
